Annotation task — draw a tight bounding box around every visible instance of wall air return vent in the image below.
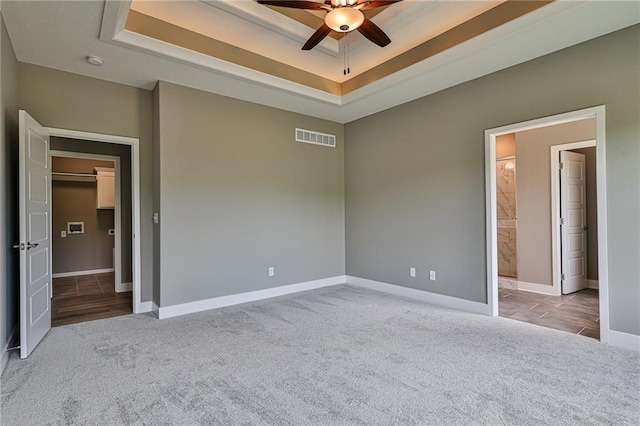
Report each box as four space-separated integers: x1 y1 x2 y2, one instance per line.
295 128 336 148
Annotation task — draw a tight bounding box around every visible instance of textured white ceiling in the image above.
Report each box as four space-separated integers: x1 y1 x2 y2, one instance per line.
2 0 639 123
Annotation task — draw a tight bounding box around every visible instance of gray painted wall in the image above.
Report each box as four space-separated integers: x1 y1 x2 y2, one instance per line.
0 14 18 362
345 25 640 335
156 82 345 307
18 65 153 302
51 158 115 274
515 119 595 286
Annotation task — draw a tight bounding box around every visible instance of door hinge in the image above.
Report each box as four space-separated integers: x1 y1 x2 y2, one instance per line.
561 274 565 281
559 162 564 170
560 218 564 225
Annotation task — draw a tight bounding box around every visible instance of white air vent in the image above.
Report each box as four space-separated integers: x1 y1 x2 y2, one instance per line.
296 128 336 148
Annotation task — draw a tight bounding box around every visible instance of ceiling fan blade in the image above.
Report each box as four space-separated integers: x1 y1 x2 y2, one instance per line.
302 23 332 50
358 0 402 11
257 1 328 10
357 18 391 47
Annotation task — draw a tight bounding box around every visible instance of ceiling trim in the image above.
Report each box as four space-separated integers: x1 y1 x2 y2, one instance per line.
125 9 342 96
342 0 552 94
82 0 639 123
266 5 342 40
121 0 550 96
199 0 340 56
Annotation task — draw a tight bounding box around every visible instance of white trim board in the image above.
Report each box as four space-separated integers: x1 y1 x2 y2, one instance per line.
46 127 144 314
501 278 595 295
117 282 133 293
138 301 153 314
346 276 492 316
608 330 640 352
516 281 557 295
1 326 17 375
484 106 611 345
157 276 346 319
52 268 115 279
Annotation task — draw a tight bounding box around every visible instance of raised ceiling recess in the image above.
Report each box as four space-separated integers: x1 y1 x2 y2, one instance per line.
3 0 637 123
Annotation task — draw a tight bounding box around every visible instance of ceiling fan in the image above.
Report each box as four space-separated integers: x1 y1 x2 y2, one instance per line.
257 0 402 50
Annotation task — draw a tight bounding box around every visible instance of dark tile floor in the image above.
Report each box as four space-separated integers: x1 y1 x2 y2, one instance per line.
53 272 116 298
498 287 600 340
52 272 132 327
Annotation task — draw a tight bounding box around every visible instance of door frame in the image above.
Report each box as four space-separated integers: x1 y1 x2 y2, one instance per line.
550 140 596 296
49 151 123 293
484 105 610 344
45 127 143 314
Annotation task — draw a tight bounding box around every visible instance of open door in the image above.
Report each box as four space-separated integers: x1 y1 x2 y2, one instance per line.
17 111 51 358
560 150 587 294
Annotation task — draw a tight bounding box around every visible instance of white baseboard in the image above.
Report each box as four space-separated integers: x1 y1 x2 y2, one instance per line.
346 276 492 316
517 280 558 295
587 279 599 289
157 276 346 319
52 268 114 278
1 326 18 375
607 330 640 352
136 301 153 314
116 281 132 293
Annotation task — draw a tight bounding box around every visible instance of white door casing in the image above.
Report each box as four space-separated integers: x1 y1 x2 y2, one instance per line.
18 111 52 358
560 150 587 294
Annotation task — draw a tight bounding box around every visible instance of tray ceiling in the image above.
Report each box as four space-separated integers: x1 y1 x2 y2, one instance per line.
3 1 639 123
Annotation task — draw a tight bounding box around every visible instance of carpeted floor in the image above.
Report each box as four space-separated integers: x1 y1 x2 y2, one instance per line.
1 285 639 425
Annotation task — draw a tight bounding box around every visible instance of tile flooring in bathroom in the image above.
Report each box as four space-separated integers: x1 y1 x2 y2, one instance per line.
52 272 132 327
498 286 600 340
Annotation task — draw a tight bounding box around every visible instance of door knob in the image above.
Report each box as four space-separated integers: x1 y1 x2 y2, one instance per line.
13 242 39 250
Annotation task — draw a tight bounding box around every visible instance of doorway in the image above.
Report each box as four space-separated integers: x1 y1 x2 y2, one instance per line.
49 152 132 326
484 106 610 343
17 109 143 358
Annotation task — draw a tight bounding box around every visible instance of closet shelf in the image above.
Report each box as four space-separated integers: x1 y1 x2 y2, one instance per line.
52 172 96 182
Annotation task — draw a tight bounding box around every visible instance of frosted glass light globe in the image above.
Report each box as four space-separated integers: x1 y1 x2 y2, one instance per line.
325 8 365 32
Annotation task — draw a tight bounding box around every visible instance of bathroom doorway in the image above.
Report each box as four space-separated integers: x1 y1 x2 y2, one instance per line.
485 107 606 342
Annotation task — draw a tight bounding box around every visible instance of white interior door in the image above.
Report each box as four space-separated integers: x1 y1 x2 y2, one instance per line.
560 150 587 294
18 110 51 358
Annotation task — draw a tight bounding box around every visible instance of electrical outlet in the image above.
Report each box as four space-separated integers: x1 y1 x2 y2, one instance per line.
61 231 66 238
409 267 416 278
429 270 436 281
268 267 275 277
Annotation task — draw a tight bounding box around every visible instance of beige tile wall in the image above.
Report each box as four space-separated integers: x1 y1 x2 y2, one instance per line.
497 159 517 278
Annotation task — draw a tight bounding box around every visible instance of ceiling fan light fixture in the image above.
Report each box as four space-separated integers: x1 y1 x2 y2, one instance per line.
325 8 365 32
